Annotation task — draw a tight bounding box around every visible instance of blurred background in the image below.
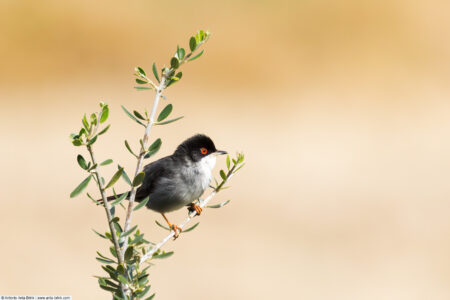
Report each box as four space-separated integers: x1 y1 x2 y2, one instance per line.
1 0 450 299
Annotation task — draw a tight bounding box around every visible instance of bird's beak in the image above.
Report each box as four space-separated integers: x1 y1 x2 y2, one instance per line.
214 150 227 156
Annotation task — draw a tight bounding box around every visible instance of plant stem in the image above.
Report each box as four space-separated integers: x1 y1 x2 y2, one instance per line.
87 145 127 297
120 76 167 262
139 167 237 264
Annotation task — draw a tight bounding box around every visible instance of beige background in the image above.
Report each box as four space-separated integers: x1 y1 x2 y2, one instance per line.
1 0 450 299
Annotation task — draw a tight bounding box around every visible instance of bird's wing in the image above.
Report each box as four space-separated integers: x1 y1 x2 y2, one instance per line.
135 156 177 200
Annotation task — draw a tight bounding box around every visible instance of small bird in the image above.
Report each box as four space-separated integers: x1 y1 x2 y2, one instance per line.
108 134 227 237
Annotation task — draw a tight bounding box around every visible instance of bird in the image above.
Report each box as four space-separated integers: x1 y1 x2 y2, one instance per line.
107 134 227 238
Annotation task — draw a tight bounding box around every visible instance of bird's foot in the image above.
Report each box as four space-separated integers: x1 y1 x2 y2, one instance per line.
188 203 202 216
170 224 182 239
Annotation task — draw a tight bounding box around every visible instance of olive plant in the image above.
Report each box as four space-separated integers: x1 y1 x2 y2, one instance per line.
69 30 245 299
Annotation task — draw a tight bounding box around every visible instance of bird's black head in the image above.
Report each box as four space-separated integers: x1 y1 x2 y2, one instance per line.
174 134 227 162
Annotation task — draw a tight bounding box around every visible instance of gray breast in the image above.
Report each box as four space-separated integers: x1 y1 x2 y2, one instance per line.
147 159 213 213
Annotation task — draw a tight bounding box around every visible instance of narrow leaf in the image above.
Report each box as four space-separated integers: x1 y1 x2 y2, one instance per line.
77 154 88 170
92 229 107 239
99 105 109 123
220 170 227 181
145 138 162 158
98 124 110 135
188 49 204 62
183 222 200 233
153 251 174 259
96 257 115 264
121 168 132 186
170 57 179 69
226 155 230 170
207 200 231 209
155 116 184 126
105 167 124 189
157 104 173 122
121 225 138 238
133 196 149 211
146 294 156 300
189 37 197 51
134 86 152 90
111 192 128 206
155 220 170 231
86 135 97 146
117 275 128 285
70 175 92 198
152 62 160 83
133 110 146 120
132 172 145 187
100 159 113 166
124 246 134 261
136 66 146 76
121 105 146 127
136 78 147 84
124 140 137 157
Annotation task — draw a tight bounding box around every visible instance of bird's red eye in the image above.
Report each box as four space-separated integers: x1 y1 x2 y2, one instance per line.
200 148 208 155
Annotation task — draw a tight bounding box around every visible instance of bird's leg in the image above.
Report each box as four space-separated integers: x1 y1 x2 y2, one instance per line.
161 213 182 239
187 202 202 216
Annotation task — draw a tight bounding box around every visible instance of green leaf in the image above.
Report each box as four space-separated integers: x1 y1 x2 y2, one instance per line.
136 78 147 84
116 264 126 274
152 62 160 83
134 86 152 90
188 49 204 62
124 246 134 261
153 251 174 259
189 36 197 51
121 168 132 186
121 105 146 127
99 105 109 123
145 294 156 300
183 222 200 233
170 57 179 69
124 140 137 157
133 196 149 211
177 47 186 60
132 172 145 187
77 154 88 170
87 135 98 146
207 200 231 209
98 124 110 135
133 110 146 120
70 175 92 198
121 225 138 238
113 221 122 234
82 114 89 131
90 113 98 126
72 138 82 146
137 286 151 298
96 257 115 264
175 72 182 80
92 229 107 239
111 192 128 206
155 116 184 126
157 104 173 122
145 138 162 158
155 220 170 231
220 170 227 181
136 66 146 76
226 155 230 170
100 159 113 166
117 275 128 285
105 167 124 189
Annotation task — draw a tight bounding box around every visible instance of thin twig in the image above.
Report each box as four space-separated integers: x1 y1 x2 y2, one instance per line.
120 76 167 262
87 145 127 297
139 170 237 264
